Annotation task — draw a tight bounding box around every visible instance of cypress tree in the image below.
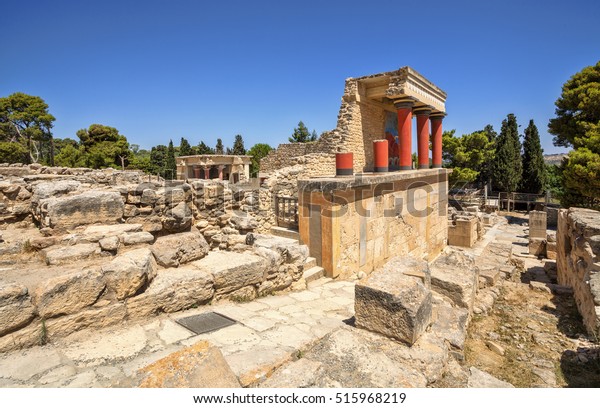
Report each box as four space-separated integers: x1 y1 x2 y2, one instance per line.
232 134 246 155
179 137 194 156
165 139 177 180
520 120 546 194
492 114 522 192
215 138 224 154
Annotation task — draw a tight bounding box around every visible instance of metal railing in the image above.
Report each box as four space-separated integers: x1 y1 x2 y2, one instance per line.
275 196 298 229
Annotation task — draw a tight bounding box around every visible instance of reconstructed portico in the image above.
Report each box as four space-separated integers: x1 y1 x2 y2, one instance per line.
343 66 447 172
177 155 251 183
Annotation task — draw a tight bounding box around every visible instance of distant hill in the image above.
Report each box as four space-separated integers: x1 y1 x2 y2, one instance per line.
544 153 568 165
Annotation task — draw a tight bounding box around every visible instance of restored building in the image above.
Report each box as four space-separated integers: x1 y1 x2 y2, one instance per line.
176 155 251 183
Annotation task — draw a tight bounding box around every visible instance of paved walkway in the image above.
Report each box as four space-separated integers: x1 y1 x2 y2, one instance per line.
0 278 355 387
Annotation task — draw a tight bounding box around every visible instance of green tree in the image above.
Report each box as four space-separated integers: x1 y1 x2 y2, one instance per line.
520 120 546 194
0 92 56 164
232 134 246 155
54 144 87 168
215 138 224 154
165 140 177 180
247 143 273 177
549 61 600 208
179 137 195 156
310 130 318 141
289 121 311 143
492 114 522 192
0 142 29 163
197 141 215 155
442 129 495 185
479 124 498 186
150 145 167 177
129 146 153 173
76 124 130 169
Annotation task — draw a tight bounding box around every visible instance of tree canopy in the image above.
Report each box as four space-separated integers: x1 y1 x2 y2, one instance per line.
289 121 316 143
492 114 522 192
76 124 130 169
232 134 246 155
197 141 215 155
215 138 224 154
0 92 55 164
520 120 545 194
247 143 272 177
549 61 600 208
442 129 495 185
179 137 195 156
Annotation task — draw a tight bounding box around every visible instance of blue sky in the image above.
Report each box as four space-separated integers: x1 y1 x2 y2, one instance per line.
2 0 598 154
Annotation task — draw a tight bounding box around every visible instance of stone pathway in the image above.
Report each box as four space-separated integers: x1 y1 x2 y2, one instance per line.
0 278 355 388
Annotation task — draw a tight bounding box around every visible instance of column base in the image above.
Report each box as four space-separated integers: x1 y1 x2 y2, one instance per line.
399 166 412 171
431 164 442 169
336 168 353 176
374 166 389 173
418 164 429 169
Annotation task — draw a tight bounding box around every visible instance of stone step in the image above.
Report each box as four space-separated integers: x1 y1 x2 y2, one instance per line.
304 256 317 270
307 276 332 289
303 266 325 284
270 226 299 241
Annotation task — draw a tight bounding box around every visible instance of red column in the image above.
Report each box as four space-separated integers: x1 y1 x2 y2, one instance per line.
373 140 388 172
395 101 414 170
431 115 444 168
336 152 353 176
218 165 224 180
416 109 431 169
204 167 210 179
193 166 201 178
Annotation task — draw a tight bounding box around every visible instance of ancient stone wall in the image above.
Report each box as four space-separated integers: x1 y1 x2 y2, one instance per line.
557 208 600 338
299 169 449 279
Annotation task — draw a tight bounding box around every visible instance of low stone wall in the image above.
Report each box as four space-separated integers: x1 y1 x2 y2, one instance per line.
448 217 478 247
299 169 449 279
557 208 600 337
0 233 308 352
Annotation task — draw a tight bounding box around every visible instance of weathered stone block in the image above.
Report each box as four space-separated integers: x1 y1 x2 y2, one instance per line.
121 231 154 245
131 341 240 388
32 268 105 318
163 202 192 233
448 218 478 247
151 231 209 267
81 223 143 242
529 211 547 239
192 251 266 295
355 259 432 345
529 238 546 257
42 243 99 265
101 248 157 300
0 284 36 336
430 251 478 310
126 266 214 317
99 236 120 252
41 190 124 230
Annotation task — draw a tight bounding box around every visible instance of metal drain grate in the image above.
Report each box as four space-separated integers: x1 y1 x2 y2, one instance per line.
175 312 236 335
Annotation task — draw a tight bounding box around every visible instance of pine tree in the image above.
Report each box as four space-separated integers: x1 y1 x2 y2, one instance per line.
479 124 497 186
289 121 311 143
310 130 318 141
215 138 224 154
178 137 194 156
232 134 246 155
492 114 522 192
520 120 546 194
196 141 214 154
165 139 177 180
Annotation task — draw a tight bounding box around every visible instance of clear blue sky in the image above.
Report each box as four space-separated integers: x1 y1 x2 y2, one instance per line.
2 0 599 154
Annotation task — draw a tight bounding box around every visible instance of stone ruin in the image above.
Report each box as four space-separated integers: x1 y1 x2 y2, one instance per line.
0 164 314 352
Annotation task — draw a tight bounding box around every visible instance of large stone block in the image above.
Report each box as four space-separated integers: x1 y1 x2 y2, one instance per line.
101 248 157 300
529 238 546 257
355 258 432 345
41 190 124 230
126 266 214 317
32 268 105 318
430 251 478 310
192 251 266 295
151 231 209 267
80 223 143 242
0 284 36 336
42 243 100 265
131 341 240 388
529 211 547 239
